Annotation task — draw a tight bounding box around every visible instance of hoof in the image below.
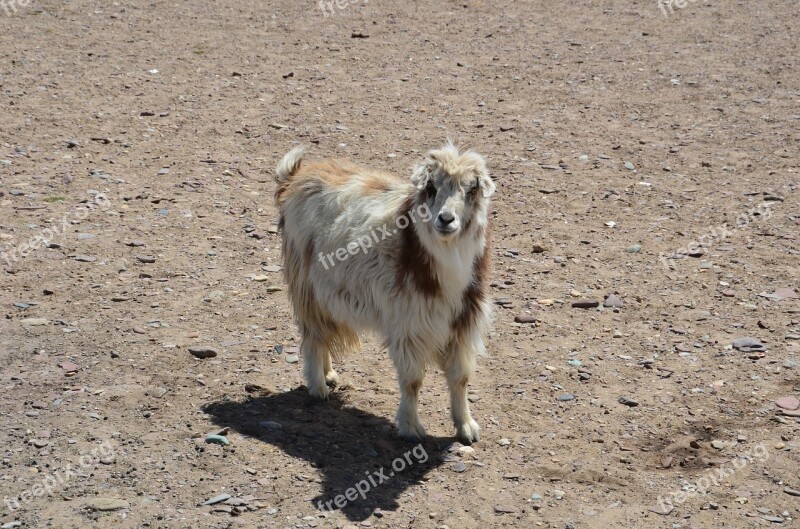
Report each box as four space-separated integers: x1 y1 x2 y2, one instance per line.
325 370 340 387
397 419 427 443
308 384 331 401
455 419 480 445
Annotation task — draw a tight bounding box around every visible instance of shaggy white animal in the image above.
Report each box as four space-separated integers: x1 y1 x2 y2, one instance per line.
274 142 495 444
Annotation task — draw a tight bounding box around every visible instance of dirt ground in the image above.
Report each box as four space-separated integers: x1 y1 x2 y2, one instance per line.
1 0 799 528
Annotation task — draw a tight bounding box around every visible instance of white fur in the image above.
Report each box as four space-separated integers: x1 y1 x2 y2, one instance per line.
274 143 494 444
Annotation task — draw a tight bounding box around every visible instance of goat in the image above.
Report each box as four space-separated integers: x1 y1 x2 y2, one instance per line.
273 142 495 445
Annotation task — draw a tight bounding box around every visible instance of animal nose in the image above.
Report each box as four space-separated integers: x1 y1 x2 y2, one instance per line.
437 212 455 225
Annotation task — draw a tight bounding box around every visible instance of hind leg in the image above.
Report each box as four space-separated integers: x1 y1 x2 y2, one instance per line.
323 352 340 387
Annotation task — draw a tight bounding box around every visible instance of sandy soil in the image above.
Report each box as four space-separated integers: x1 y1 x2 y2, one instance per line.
1 1 799 528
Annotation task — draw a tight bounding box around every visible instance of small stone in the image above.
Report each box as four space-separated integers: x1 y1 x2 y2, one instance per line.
136 255 156 263
31 439 49 448
73 255 96 262
648 504 674 515
497 438 511 446
761 515 785 523
572 299 599 309
203 494 231 506
258 421 282 430
603 294 624 308
252 274 269 282
87 498 130 511
205 434 230 446
774 288 799 300
553 490 565 500
618 396 639 407
514 314 537 324
776 397 800 410
661 456 673 469
722 289 736 297
126 240 146 247
783 487 800 497
557 394 575 402
285 354 299 364
262 265 282 273
494 505 516 513
21 318 49 326
733 337 766 352
453 462 467 473
624 161 635 170
188 346 218 359
59 361 79 373
625 244 641 253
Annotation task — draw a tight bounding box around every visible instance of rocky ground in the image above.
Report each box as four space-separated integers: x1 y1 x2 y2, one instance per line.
1 0 799 528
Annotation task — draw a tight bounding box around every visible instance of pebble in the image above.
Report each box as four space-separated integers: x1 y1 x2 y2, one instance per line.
558 394 575 402
73 255 96 262
514 314 537 324
733 337 766 352
205 434 230 446
252 274 269 282
624 161 635 170
262 265 282 273
618 396 639 407
648 504 674 515
553 489 565 500
783 487 800 497
59 361 79 372
497 438 511 446
494 505 516 513
285 354 299 363
203 494 231 506
625 244 641 253
136 255 156 263
87 498 130 511
604 294 624 308
775 397 800 410
21 318 49 326
188 346 218 359
572 299 599 309
774 288 798 300
453 462 467 473
258 421 282 430
761 515 784 523
722 289 736 297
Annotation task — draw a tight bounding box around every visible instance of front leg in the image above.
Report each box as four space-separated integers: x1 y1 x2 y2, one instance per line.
389 344 427 441
445 344 480 445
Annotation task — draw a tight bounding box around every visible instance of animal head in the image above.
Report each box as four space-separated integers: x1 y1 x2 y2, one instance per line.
411 142 495 241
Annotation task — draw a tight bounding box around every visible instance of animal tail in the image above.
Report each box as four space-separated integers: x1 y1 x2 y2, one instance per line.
275 145 306 184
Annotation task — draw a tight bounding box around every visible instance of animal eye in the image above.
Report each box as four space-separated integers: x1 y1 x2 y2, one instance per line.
425 181 437 196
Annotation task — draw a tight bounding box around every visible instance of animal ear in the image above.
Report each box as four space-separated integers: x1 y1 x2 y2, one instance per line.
477 166 496 198
411 161 433 190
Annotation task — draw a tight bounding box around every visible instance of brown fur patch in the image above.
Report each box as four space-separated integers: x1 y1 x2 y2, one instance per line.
451 228 491 336
362 174 394 194
395 194 441 298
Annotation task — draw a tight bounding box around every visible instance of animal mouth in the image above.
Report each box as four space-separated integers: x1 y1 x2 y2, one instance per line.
434 223 458 235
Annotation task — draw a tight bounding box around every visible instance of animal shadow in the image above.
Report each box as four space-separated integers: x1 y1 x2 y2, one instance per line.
203 388 451 521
